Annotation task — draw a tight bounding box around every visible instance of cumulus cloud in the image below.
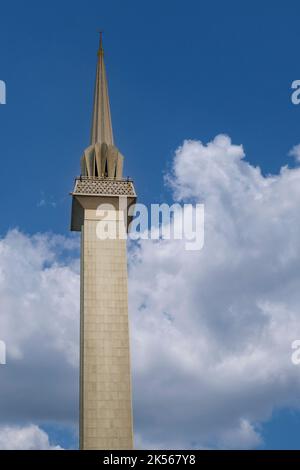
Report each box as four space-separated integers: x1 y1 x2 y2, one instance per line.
1 134 300 449
289 143 300 163
0 424 62 450
129 134 300 449
0 230 79 443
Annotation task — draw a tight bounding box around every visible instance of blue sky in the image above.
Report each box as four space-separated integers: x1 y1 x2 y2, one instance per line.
1 0 300 449
1 0 300 234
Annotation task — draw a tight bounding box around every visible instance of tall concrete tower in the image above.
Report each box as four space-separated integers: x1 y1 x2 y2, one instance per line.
70 34 136 450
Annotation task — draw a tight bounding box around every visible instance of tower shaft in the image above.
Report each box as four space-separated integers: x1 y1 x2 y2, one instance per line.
80 200 133 449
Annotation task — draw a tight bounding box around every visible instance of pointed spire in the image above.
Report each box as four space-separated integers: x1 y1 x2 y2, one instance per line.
90 33 114 146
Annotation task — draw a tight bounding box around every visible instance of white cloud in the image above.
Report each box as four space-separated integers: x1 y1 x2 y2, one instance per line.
129 134 300 449
0 230 80 430
2 134 300 449
0 230 79 365
215 419 262 450
0 424 62 450
289 143 300 163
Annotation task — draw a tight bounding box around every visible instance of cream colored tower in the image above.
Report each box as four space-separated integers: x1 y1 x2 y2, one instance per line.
70 34 136 450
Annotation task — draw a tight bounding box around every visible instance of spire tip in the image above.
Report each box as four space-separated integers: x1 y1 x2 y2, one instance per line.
98 31 104 56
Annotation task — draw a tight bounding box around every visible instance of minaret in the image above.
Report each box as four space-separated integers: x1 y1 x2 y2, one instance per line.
70 35 136 450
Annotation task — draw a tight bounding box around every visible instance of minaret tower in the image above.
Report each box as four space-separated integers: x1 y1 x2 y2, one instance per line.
70 35 136 450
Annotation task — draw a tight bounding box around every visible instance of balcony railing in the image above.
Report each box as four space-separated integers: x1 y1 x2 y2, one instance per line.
75 175 133 183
